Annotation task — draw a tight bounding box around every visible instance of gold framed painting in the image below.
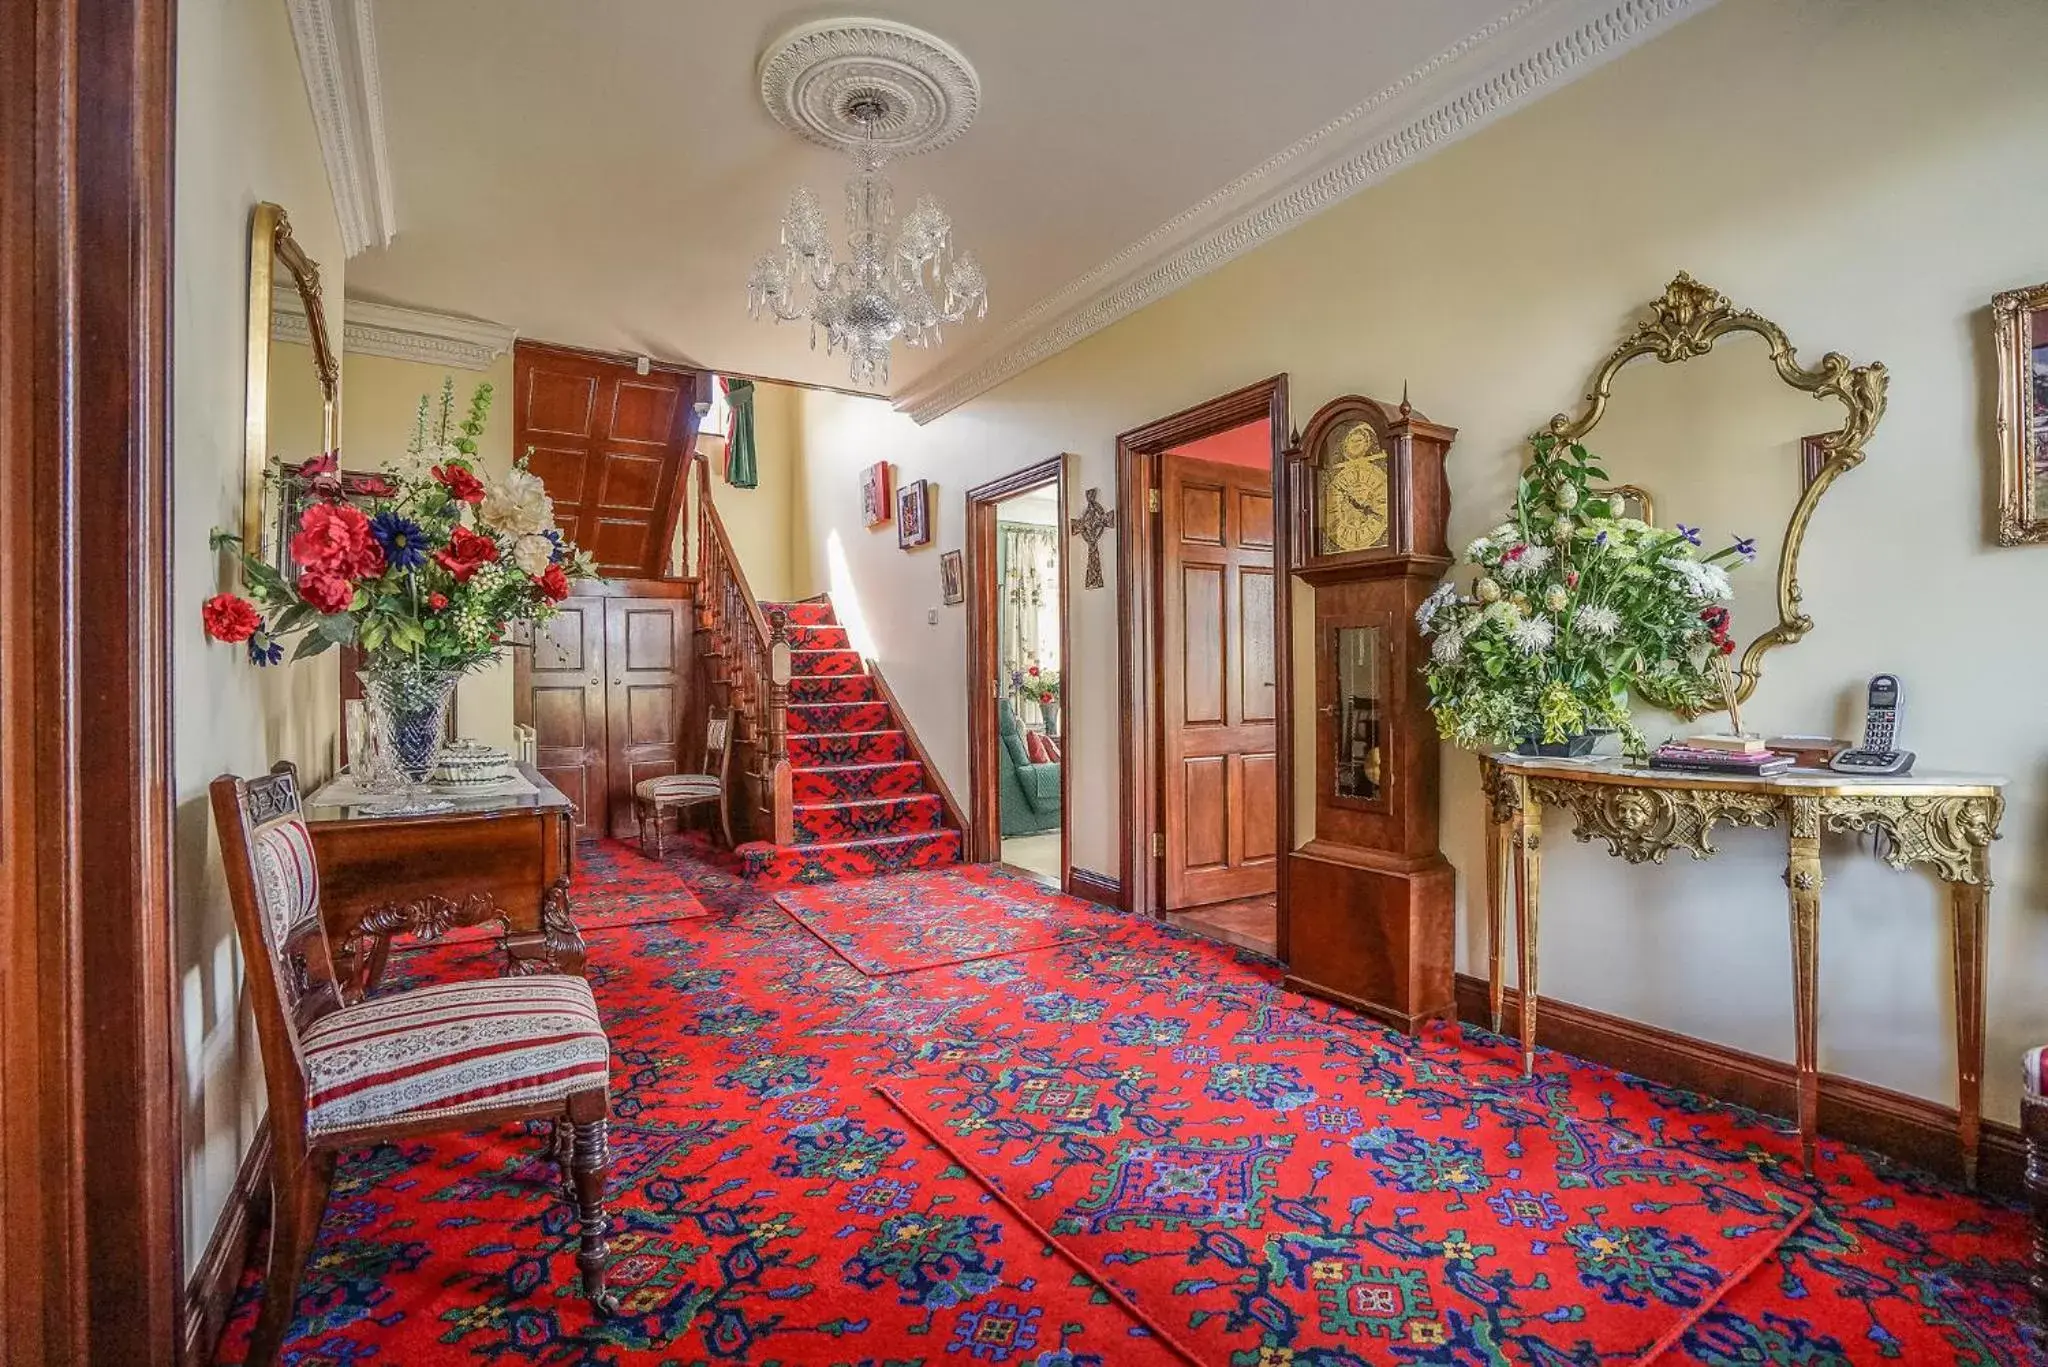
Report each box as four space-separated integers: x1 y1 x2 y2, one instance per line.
1994 280 2048 544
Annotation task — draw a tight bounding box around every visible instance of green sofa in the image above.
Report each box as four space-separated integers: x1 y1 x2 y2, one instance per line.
998 699 1061 837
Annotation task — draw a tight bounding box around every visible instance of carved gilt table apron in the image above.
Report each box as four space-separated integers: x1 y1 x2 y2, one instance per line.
1477 754 2003 1185
304 763 586 995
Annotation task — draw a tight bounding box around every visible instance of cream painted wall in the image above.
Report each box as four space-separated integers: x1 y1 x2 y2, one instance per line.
173 0 346 1273
704 380 805 604
794 0 2048 1124
341 350 520 748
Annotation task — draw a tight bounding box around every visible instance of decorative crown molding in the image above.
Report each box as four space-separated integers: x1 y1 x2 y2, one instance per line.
272 291 515 371
894 0 1715 425
284 0 396 257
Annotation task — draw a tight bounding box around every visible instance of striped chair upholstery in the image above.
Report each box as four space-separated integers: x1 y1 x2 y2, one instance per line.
302 975 611 1140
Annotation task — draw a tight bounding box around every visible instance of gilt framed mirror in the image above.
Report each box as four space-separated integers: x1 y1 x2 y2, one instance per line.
1548 273 1888 708
1992 280 2048 545
244 201 339 571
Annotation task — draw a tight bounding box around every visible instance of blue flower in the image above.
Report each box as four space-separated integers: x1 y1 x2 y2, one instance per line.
1594 530 1608 547
370 511 428 570
544 528 569 564
246 629 283 666
1733 536 1757 562
1676 523 1701 546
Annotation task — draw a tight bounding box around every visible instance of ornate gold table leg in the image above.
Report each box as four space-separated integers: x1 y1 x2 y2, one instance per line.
1786 797 1824 1172
1480 758 1520 1035
1951 864 1988 1189
1514 793 1543 1077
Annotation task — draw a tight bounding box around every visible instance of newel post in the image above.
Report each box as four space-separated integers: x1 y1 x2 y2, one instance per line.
766 608 795 845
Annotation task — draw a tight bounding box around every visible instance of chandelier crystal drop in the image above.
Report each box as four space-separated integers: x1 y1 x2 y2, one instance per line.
748 106 987 389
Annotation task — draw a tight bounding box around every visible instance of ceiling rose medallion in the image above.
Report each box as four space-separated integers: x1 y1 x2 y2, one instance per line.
748 18 988 389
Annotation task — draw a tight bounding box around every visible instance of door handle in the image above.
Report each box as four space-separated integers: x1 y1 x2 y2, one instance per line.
588 676 599 687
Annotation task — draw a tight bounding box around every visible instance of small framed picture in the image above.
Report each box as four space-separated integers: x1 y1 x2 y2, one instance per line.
1994 280 2048 544
939 549 964 604
860 461 893 529
897 478 932 549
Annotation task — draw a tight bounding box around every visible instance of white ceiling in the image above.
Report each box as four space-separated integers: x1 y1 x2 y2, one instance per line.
340 0 1706 417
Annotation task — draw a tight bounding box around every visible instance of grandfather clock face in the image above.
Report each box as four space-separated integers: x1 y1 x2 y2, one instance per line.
1317 421 1392 556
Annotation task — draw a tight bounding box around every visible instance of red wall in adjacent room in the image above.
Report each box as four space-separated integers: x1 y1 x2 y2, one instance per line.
1165 417 1271 470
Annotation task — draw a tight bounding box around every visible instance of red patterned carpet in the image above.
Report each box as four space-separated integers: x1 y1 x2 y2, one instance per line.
775 863 1121 975
213 839 2036 1366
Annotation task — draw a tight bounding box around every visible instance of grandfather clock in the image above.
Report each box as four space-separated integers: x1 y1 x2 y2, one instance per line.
1284 393 1456 1033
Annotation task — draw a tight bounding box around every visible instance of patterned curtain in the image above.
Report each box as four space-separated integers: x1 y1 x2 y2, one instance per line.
998 521 1060 727
723 378 758 489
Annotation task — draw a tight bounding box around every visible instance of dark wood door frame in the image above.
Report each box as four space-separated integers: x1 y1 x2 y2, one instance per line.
964 457 1071 881
1116 377 1291 934
3 0 183 1361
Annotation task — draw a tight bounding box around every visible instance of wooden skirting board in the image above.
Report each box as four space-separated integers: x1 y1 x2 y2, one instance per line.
181 1120 273 1367
1451 974 2024 1200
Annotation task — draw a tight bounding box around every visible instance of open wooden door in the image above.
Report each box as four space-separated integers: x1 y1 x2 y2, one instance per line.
1159 452 1279 909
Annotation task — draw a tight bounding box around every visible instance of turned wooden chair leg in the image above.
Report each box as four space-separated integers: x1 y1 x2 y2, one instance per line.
551 1118 575 1196
568 1092 620 1315
246 1149 336 1367
716 789 733 849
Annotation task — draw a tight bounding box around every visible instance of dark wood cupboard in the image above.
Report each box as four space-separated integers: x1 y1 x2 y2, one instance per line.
517 583 693 838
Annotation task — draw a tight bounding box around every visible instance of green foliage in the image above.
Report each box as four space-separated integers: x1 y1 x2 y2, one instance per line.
1417 434 1751 756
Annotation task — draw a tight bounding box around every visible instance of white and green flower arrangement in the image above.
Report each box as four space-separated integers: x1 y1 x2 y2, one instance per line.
1415 434 1754 757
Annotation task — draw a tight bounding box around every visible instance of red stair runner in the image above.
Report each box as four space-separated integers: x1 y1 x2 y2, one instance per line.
738 598 962 885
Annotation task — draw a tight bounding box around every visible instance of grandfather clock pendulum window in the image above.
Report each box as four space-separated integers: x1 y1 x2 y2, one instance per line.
1333 625 1383 801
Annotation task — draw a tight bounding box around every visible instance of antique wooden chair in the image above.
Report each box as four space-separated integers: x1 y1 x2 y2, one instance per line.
210 762 620 1367
2027 1046 2047 1317
634 708 734 856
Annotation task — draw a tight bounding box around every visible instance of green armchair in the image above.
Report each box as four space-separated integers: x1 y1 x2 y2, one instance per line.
998 699 1061 837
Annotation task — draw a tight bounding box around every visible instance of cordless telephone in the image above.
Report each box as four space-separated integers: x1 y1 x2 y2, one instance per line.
1829 674 1914 775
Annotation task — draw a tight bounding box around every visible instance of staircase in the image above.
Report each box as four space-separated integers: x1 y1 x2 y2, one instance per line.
735 598 963 886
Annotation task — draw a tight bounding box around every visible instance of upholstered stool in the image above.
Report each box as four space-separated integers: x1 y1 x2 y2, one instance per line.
2026 1045 2047 1315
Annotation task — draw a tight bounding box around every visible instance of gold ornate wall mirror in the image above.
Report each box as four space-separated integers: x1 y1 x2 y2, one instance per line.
245 201 339 568
1548 273 1888 708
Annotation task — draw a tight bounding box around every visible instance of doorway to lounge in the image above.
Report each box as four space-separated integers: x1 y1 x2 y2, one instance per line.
965 458 1070 885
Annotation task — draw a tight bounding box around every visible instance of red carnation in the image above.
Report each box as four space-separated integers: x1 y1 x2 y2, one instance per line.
1027 665 1040 677
535 563 570 602
427 592 448 611
296 568 355 614
201 593 262 643
434 525 499 583
433 463 487 505
291 502 379 578
295 451 344 503
1720 639 1736 655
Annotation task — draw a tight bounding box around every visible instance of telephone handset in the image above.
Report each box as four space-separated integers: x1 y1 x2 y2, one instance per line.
1829 674 1914 775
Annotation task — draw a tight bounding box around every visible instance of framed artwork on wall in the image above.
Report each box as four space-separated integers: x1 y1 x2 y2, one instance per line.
1994 280 2048 545
861 460 893 529
898 478 932 549
940 549 964 603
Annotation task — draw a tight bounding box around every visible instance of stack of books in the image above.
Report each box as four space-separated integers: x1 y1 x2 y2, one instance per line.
1649 735 1793 777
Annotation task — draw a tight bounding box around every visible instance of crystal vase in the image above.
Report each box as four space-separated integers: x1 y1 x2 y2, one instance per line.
360 657 462 813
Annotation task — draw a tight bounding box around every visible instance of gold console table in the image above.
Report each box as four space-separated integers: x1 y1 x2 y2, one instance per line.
1477 753 2003 1184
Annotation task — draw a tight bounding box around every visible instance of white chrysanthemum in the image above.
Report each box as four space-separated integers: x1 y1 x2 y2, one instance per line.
481 467 556 538
1484 600 1521 628
1575 603 1622 638
1431 629 1466 665
1464 536 1493 561
1660 556 1733 601
1509 614 1555 654
1497 544 1553 582
1489 522 1517 542
510 533 554 576
1416 582 1457 632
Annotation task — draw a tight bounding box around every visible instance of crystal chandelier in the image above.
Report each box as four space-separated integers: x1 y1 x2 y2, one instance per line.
748 100 987 389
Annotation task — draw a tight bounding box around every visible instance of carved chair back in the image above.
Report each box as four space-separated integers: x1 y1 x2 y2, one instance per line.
209 761 346 1148
703 709 734 783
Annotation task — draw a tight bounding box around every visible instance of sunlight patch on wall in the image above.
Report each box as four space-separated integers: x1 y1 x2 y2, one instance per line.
825 531 878 661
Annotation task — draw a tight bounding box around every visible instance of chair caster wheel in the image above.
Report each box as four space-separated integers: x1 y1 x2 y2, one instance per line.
589 1289 623 1317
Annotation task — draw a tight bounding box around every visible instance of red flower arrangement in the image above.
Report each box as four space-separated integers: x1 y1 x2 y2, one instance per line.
535 564 570 602
200 594 262 643
434 525 499 583
296 569 355 615
433 463 486 504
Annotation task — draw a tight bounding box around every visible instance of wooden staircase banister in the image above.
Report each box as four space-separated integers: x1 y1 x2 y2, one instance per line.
691 453 792 845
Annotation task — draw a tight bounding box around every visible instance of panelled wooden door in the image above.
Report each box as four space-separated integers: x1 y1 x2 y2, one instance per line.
525 599 610 833
603 598 692 836
514 342 700 579
1160 453 1279 909
520 591 693 838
